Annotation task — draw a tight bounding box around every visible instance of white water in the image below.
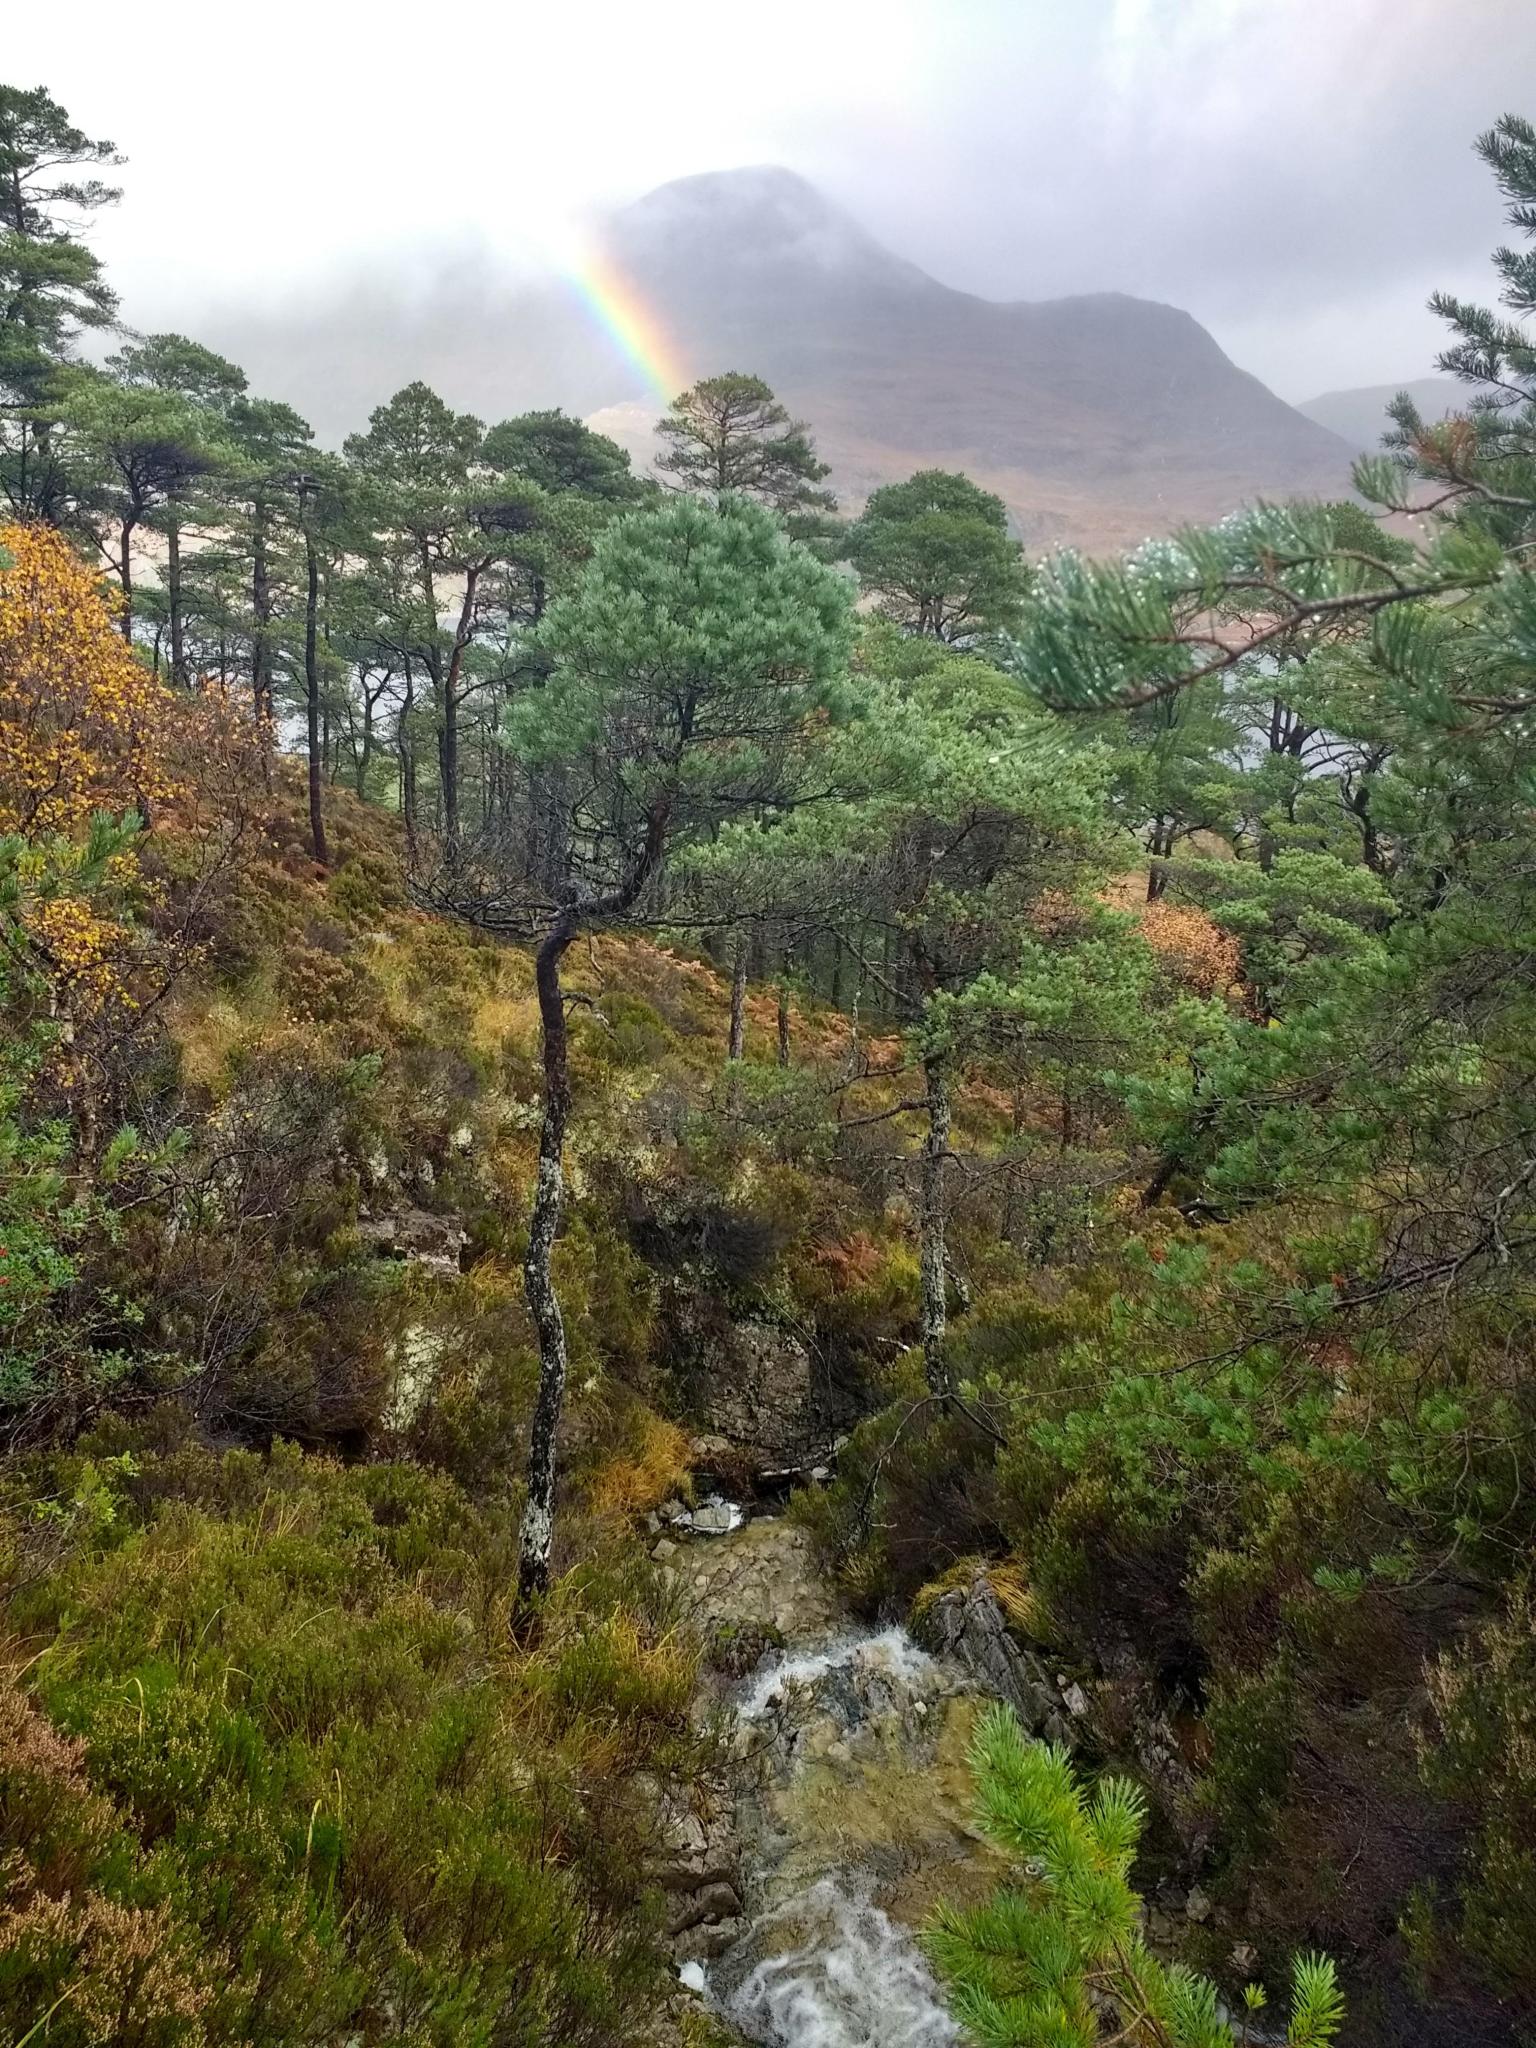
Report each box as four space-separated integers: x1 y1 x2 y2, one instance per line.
666 1493 748 1535
720 1879 960 2048
735 1625 940 1721
699 1626 964 2045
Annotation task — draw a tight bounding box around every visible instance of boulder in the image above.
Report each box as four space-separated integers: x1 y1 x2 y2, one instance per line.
687 1319 819 1472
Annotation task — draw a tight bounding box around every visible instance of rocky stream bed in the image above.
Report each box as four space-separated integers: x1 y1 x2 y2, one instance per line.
650 1511 1082 2047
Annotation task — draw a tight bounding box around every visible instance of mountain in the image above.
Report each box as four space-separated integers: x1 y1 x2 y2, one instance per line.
201 167 1353 553
591 169 1352 551
1297 376 1466 454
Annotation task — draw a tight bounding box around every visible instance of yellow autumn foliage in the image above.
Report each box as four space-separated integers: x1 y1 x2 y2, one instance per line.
0 522 182 839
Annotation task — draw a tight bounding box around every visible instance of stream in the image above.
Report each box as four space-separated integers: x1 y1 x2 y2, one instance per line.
661 1513 1012 2048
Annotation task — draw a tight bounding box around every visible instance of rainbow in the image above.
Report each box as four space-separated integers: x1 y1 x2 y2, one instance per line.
563 237 689 411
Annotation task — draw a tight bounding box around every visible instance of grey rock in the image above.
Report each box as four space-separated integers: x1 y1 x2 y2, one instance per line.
651 1538 679 1561
672 1916 744 1964
686 1319 819 1471
667 1880 742 1937
356 1207 465 1276
917 1572 1066 1736
685 1500 740 1535
1185 1885 1213 1923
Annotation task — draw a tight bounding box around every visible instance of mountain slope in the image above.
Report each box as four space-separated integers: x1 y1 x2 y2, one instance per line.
597 168 1351 549
1297 375 1466 454
202 166 1352 553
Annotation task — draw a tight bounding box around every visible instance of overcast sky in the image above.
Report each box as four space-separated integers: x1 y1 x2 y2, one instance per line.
9 0 1532 400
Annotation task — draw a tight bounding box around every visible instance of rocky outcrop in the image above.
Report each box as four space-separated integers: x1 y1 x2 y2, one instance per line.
355 1207 465 1276
916 1570 1074 1746
679 1316 830 1477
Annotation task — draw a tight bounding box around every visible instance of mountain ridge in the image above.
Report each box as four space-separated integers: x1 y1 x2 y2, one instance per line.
201 164 1355 552
1297 375 1466 453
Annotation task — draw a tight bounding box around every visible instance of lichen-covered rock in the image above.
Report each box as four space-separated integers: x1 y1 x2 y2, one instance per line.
689 1319 818 1469
355 1206 465 1275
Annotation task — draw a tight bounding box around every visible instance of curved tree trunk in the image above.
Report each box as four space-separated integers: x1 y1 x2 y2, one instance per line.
515 798 673 1624
518 910 578 1612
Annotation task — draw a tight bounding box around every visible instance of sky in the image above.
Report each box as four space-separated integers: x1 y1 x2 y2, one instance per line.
8 0 1533 402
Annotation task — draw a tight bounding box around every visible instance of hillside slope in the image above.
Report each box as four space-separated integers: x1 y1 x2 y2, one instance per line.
603 168 1352 548
1297 374 1467 453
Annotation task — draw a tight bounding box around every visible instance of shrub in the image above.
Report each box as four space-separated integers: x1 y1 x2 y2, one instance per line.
1423 1583 1536 2002
1 1439 705 2047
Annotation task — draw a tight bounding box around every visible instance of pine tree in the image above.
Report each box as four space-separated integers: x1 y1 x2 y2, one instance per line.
0 85 122 522
848 469 1027 645
929 1705 1345 2048
439 495 854 1611
655 371 837 545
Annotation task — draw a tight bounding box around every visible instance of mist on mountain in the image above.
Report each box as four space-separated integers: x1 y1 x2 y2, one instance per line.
200 165 1352 551
1297 375 1469 455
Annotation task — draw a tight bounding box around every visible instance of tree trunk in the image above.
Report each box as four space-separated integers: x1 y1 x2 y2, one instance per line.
400 658 418 852
514 795 673 1623
438 673 458 847
1147 817 1173 901
118 517 136 641
167 514 186 687
919 1056 952 1396
518 911 579 1614
356 686 375 798
251 503 272 723
303 515 328 866
728 932 749 1061
777 953 792 1067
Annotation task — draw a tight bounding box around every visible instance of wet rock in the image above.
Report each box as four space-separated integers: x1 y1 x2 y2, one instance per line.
691 1319 818 1470
915 1571 1066 1737
683 1517 844 1645
675 1498 742 1536
672 1915 744 1964
667 1880 742 1937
